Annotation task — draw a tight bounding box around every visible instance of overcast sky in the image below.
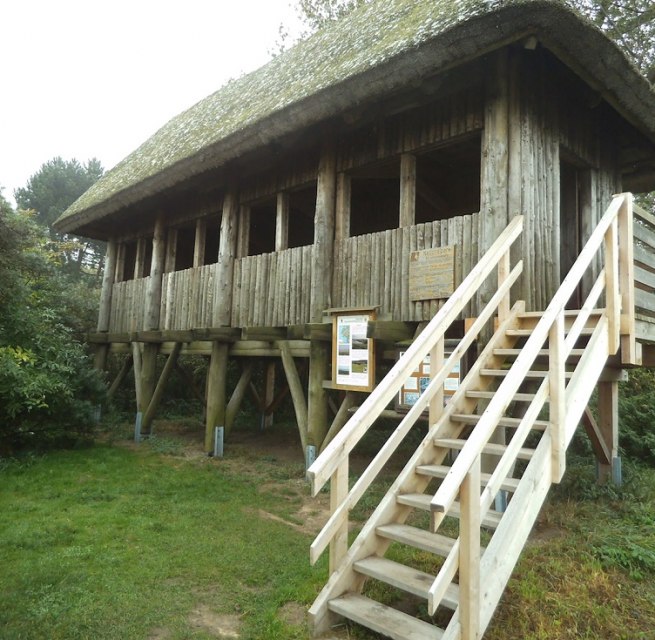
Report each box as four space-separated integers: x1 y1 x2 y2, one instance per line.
1 0 303 205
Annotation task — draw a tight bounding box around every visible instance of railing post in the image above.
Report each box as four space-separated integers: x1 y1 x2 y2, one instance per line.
329 459 349 574
549 314 566 483
459 455 481 640
605 215 620 355
497 249 511 324
617 194 639 364
429 336 445 426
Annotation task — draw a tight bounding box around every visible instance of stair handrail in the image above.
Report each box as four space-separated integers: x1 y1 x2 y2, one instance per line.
307 215 524 496
429 192 634 526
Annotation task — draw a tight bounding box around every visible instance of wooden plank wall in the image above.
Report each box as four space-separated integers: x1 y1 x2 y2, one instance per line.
160 263 217 330
109 276 151 332
333 213 479 322
634 206 655 322
231 245 315 327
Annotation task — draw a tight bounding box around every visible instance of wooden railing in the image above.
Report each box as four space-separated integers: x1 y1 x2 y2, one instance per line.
633 203 655 323
161 263 217 330
428 193 634 635
109 276 151 332
332 213 481 322
232 245 314 327
307 214 524 570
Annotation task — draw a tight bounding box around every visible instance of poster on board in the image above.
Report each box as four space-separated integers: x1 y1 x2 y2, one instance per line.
332 312 375 391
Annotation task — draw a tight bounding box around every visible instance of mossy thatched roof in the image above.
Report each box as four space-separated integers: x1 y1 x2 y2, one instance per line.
55 0 655 236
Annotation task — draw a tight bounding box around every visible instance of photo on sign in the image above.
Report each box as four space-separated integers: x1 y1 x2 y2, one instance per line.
332 312 375 391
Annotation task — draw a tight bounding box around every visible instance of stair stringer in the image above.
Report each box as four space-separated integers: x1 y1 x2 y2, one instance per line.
309 303 525 635
444 314 612 639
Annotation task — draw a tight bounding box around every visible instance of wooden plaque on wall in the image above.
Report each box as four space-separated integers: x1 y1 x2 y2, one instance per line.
409 245 456 301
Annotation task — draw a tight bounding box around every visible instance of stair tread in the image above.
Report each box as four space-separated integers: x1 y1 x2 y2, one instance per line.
416 463 521 492
397 493 503 528
506 327 594 336
451 413 548 430
466 390 546 402
354 556 459 609
376 523 455 556
493 348 584 357
434 437 535 460
481 368 572 378
328 593 444 640
518 309 602 318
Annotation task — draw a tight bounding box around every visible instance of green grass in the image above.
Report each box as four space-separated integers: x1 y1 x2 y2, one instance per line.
2 436 655 640
0 444 325 640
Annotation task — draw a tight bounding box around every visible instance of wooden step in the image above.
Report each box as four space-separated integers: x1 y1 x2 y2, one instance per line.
451 413 548 431
376 523 455 556
480 368 573 379
506 327 594 337
434 437 535 461
328 593 444 640
518 309 603 319
415 463 521 492
465 390 545 402
354 556 459 610
493 348 584 358
396 493 502 529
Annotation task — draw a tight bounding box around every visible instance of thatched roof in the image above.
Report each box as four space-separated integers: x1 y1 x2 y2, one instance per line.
55 0 655 236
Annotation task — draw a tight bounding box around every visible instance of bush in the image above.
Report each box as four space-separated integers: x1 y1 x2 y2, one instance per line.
619 368 655 465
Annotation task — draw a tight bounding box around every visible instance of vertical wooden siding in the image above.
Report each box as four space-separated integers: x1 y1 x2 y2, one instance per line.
109 276 151 332
634 206 655 322
332 213 480 322
160 263 218 330
232 245 315 327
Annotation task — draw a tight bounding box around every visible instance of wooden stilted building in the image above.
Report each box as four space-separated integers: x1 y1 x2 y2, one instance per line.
56 1 655 637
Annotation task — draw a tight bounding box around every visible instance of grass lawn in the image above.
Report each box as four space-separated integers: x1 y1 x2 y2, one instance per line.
2 422 655 640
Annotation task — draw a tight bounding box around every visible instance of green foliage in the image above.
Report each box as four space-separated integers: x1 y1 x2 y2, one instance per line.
14 157 105 279
619 368 655 465
0 203 105 452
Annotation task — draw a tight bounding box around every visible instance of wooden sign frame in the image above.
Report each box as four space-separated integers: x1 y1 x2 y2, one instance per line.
331 310 376 392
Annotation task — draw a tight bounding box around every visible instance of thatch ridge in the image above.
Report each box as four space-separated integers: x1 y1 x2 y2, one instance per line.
55 0 655 235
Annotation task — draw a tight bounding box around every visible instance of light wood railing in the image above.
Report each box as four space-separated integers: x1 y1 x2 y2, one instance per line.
307 214 525 570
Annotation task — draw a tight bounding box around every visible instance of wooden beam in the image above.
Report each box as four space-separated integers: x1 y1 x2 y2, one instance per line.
303 323 332 342
581 407 611 466
241 327 287 342
366 320 415 342
98 239 118 332
191 327 241 341
310 141 337 323
335 172 351 243
205 341 230 452
308 340 330 450
132 342 143 413
597 381 619 483
279 342 309 451
164 228 178 273
174 361 205 404
193 218 207 268
237 205 250 259
264 361 276 429
225 362 253 435
140 343 159 420
114 241 126 283
145 217 166 330
276 192 290 251
399 153 416 228
134 237 147 279
141 342 182 433
215 190 239 326
107 354 133 400
320 391 358 453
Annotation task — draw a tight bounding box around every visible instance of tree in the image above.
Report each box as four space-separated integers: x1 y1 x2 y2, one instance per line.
14 157 105 278
0 193 105 452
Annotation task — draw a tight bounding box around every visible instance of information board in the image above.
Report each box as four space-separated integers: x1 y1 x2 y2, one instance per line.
409 245 456 301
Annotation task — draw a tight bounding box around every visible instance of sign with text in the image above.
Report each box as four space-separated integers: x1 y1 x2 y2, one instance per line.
332 312 375 391
409 245 456 301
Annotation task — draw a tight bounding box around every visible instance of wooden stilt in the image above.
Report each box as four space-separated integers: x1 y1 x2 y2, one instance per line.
597 380 620 484
132 342 144 413
308 340 329 450
279 342 309 451
320 391 357 453
95 239 118 372
205 340 230 453
225 362 253 435
108 354 134 400
140 343 159 426
141 342 182 432
263 361 276 429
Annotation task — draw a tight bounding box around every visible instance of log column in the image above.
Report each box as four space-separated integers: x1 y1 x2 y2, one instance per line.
193 218 207 268
399 153 416 228
95 239 118 370
597 380 621 485
309 142 337 453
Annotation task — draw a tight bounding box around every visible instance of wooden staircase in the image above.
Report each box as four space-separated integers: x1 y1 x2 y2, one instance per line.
307 194 638 639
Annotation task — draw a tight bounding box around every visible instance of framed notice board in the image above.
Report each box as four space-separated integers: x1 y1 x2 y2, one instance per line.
331 310 376 392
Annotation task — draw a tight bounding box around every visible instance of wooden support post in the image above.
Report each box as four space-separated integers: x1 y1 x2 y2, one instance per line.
134 237 147 279
165 228 178 273
618 195 639 364
237 205 251 259
429 336 444 426
205 341 230 453
308 340 329 450
460 455 481 640
597 380 620 484
108 354 133 400
140 343 159 427
335 172 351 243
132 342 143 412
311 141 337 322
329 459 349 574
605 217 620 355
225 362 253 435
549 314 566 483
96 239 118 370
497 250 511 324
263 361 276 429
145 217 166 330
320 392 357 453
141 342 181 432
193 218 207 268
279 342 309 451
215 190 239 326
114 241 126 283
399 153 416 228
276 192 290 251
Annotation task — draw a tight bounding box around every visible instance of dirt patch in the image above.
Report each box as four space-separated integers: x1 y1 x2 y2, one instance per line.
278 601 308 627
147 628 171 640
188 605 241 638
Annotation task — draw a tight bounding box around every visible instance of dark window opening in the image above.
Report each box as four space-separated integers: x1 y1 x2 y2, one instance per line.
288 184 316 248
350 159 401 237
415 135 481 224
204 215 221 265
174 226 196 271
248 199 276 256
143 241 152 277
122 241 136 281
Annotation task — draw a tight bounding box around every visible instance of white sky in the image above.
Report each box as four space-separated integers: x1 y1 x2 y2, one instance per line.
0 0 303 206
